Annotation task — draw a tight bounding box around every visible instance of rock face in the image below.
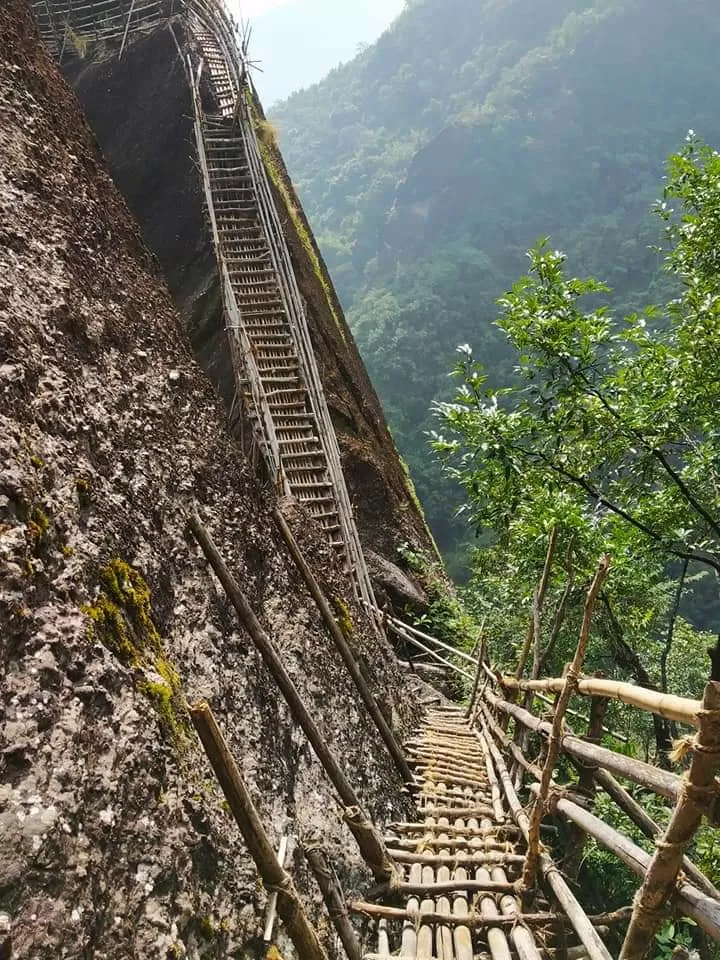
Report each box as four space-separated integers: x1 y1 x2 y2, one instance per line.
0 4 416 957
60 21 439 600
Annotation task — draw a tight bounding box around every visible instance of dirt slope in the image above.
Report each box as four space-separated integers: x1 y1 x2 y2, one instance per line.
0 4 416 957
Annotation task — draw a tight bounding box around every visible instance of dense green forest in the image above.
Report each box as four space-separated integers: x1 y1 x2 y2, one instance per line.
271 0 720 571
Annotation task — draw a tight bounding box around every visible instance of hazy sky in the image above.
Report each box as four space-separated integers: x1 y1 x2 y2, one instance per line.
229 0 405 105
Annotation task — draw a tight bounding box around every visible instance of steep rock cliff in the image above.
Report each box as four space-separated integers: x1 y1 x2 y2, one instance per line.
60 22 439 610
0 4 416 956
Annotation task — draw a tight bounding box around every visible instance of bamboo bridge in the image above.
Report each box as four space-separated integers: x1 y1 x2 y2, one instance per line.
27 2 720 958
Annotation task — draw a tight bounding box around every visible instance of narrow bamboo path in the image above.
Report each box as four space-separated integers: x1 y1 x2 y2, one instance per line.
362 704 547 960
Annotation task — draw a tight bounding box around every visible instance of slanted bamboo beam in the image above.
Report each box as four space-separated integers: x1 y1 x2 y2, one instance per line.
304 845 362 960
273 508 413 785
529 784 720 941
522 556 611 890
485 688 683 800
591 766 720 900
465 624 487 719
621 680 720 959
188 513 396 882
478 716 613 960
502 676 701 727
189 702 329 960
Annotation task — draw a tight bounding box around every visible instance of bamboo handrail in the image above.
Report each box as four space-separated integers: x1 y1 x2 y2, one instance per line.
522 556 611 890
477 718 613 960
527 783 720 941
621 680 720 958
501 675 702 727
485 687 684 800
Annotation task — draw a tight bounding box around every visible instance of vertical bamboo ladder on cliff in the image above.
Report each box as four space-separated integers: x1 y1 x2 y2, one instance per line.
186 8 376 610
30 0 377 609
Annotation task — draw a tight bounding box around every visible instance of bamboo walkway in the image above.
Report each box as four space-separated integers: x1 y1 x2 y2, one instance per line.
360 704 548 960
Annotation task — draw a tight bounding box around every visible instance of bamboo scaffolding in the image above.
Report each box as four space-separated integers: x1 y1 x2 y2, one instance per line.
305 845 362 960
502 676 701 727
621 679 720 958
530 784 720 941
188 513 396 882
189 702 329 960
273 507 413 785
531 690 629 743
522 556 611 890
485 688 684 800
478 716 613 960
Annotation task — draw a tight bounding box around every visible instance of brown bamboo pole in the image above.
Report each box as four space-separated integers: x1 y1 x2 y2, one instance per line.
530 784 720 941
188 512 396 882
372 877 519 897
563 688 608 879
273 508 413 784
348 901 559 926
591 766 720 900
188 702 329 960
478 716 613 960
304 846 362 960
501 676 701 727
388 822 521 837
515 527 558 679
466 623 487 719
386 849 525 867
485 688 682 800
522 556 611 890
621 680 720 959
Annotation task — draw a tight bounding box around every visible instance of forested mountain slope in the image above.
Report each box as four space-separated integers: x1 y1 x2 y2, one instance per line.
272 0 720 563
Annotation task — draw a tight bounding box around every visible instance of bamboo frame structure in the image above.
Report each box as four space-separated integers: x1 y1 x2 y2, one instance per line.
188 513 396 882
304 845 362 960
522 556 611 890
273 507 413 784
189 702 329 960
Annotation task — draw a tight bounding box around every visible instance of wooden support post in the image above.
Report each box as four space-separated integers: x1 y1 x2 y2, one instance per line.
563 685 608 879
522 557 611 891
273 508 413 785
621 680 720 959
263 835 289 942
189 701 329 960
515 527 558 680
478 715 613 960
465 623 487 720
188 512 396 882
304 846 362 960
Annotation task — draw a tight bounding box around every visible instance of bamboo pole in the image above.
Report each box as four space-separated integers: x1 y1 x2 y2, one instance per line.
485 688 683 800
189 702 329 960
466 624 487 719
478 716 613 960
522 557 611 890
273 507 413 785
563 689 608 879
304 846 362 960
621 680 720 959
592 767 720 900
501 676 702 727
515 528 558 679
348 901 559 927
371 877 519 897
188 513 396 882
386 849 525 867
529 784 720 941
263 835 289 941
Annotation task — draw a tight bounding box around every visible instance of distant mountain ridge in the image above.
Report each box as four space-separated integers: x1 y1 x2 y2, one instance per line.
272 0 720 565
